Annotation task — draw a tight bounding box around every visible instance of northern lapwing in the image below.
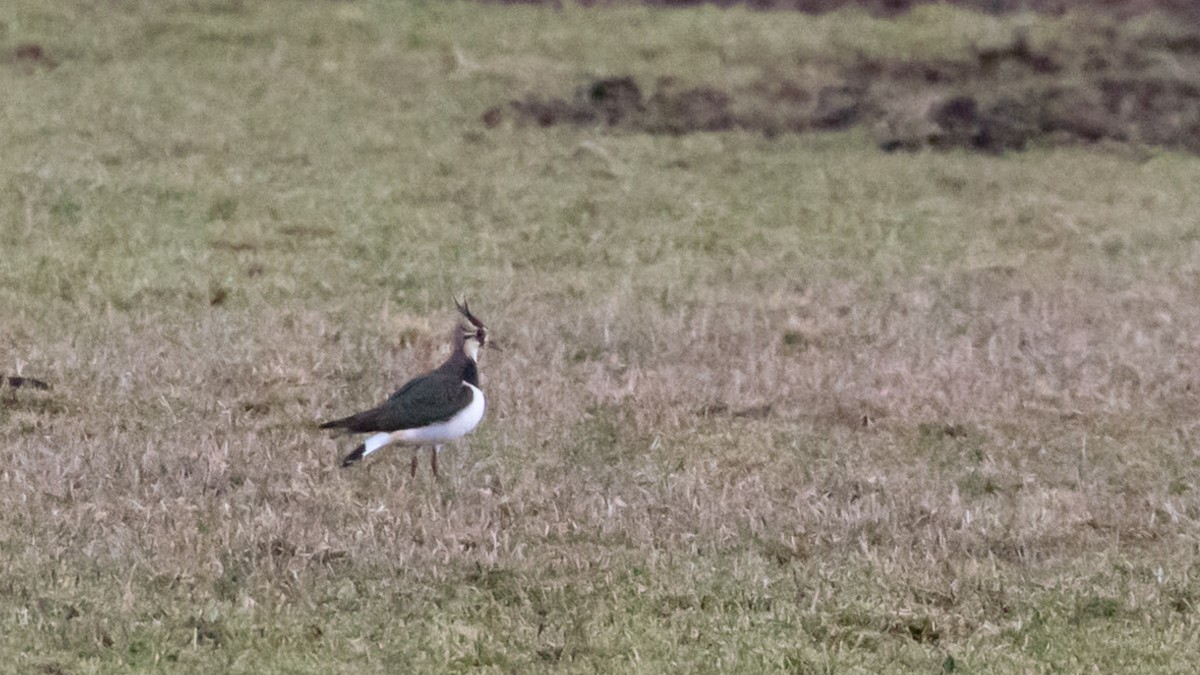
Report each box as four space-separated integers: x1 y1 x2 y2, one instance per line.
320 299 493 476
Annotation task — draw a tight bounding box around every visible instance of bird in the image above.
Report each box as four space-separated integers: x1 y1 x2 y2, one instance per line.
320 299 493 476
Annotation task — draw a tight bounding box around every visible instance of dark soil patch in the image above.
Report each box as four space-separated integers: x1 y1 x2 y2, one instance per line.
488 20 1200 155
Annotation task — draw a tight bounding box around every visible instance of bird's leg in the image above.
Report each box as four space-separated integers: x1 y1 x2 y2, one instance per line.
411 449 419 478
431 445 441 479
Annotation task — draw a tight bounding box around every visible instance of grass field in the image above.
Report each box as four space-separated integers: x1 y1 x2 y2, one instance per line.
3 1 1200 672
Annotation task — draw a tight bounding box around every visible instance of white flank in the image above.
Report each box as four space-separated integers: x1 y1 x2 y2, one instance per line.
353 384 485 459
396 383 485 444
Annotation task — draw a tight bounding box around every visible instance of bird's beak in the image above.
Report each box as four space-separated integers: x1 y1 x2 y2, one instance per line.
486 340 503 352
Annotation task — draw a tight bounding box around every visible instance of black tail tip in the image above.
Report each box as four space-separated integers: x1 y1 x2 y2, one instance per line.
341 444 365 468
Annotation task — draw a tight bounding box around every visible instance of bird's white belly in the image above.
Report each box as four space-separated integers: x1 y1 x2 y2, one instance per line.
396 383 485 445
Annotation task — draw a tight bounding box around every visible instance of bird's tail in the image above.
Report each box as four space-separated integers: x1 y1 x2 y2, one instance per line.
341 444 366 468
339 432 394 468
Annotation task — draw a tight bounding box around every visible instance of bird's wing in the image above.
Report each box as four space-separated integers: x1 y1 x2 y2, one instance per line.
321 374 472 433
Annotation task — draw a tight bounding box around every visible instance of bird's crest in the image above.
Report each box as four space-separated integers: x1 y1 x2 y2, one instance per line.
453 297 490 358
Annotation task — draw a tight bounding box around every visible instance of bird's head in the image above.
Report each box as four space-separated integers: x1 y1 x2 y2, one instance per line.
454 297 493 362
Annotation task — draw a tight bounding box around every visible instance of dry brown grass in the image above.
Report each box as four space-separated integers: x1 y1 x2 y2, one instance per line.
3 1 1200 671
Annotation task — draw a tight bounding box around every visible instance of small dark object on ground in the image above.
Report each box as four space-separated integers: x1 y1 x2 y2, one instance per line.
3 376 51 390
